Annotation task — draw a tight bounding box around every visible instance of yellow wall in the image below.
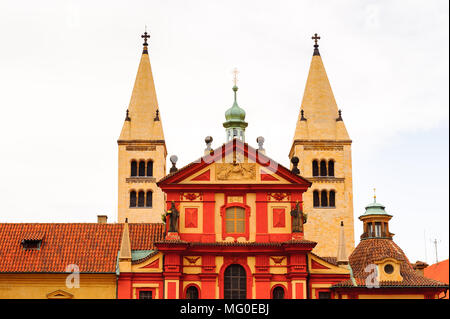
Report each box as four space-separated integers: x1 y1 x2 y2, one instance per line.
118 143 166 223
293 142 355 258
0 273 116 299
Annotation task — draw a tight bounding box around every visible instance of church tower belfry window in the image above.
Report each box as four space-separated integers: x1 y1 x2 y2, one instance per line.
223 68 248 142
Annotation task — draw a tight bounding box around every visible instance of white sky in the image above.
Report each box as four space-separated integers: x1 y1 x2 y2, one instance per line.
0 0 448 264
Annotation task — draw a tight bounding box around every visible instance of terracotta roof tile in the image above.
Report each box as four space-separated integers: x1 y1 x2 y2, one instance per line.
332 238 448 288
0 223 164 273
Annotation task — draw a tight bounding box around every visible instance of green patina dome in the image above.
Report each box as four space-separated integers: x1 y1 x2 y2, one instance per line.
362 198 392 217
224 86 247 125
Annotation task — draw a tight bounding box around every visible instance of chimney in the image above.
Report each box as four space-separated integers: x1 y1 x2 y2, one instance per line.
97 215 108 224
412 261 429 276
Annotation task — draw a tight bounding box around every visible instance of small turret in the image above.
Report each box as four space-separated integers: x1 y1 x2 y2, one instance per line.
223 69 248 142
359 190 394 240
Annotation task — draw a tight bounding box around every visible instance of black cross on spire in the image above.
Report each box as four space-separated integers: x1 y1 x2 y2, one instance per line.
141 31 150 46
312 33 321 56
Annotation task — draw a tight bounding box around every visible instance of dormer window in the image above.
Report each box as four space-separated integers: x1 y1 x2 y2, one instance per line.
22 239 42 250
384 264 394 274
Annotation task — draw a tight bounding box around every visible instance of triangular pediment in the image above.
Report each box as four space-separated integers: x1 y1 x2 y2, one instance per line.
158 140 311 188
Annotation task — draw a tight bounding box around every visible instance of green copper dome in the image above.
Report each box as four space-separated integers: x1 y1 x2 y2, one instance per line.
361 198 392 217
224 86 247 125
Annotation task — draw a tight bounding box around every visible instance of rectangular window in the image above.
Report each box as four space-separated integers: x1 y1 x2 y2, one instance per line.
225 207 245 234
375 222 382 237
22 240 41 250
139 291 153 299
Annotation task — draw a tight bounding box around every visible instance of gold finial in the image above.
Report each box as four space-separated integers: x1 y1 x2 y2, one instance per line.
373 188 376 202
232 67 239 86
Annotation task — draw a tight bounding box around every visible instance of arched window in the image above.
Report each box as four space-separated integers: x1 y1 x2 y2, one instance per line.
130 191 137 207
320 160 327 176
321 190 328 207
146 191 153 207
328 160 335 177
224 264 247 299
313 191 320 207
329 190 336 207
312 160 319 177
138 191 145 207
185 286 199 299
272 286 285 299
146 160 153 177
131 160 137 177
225 207 246 234
138 161 145 176
375 222 382 237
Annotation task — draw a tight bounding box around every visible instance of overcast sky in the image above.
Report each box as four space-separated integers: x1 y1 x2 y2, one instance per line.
0 0 448 264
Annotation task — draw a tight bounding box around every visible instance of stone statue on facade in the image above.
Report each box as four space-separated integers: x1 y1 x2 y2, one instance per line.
290 201 307 233
167 201 179 233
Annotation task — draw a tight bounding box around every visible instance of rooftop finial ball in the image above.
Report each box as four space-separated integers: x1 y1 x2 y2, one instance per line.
170 155 178 164
256 136 265 144
291 156 299 165
205 136 213 144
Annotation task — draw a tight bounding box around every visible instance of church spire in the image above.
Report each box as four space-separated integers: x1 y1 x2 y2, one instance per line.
117 31 167 224
292 34 349 142
119 31 165 142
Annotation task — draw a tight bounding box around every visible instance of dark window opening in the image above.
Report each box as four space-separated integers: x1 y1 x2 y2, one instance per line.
321 190 328 207
131 160 137 177
186 286 199 299
224 264 247 299
272 286 285 299
312 160 319 177
130 191 137 207
139 291 153 299
318 291 332 299
138 161 145 177
313 191 320 207
146 191 153 208
328 160 335 177
329 190 336 207
138 191 145 207
384 264 394 274
320 160 327 176
146 161 153 177
22 240 41 250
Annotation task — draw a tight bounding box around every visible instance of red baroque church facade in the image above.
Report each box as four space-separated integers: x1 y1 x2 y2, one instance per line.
117 140 351 299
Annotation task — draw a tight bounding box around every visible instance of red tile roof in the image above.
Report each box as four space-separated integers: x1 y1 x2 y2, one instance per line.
0 223 165 273
424 259 449 298
332 238 448 288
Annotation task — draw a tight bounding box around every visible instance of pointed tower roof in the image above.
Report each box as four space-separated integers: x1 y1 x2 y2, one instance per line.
337 221 349 265
292 34 350 142
119 219 131 261
119 31 165 143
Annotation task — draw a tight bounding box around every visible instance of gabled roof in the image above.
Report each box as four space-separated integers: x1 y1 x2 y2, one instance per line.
158 139 312 187
0 223 164 273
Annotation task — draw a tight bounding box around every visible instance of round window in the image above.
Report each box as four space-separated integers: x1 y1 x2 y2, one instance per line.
384 264 394 274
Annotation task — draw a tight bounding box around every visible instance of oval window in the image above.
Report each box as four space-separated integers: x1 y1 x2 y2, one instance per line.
384 264 394 274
